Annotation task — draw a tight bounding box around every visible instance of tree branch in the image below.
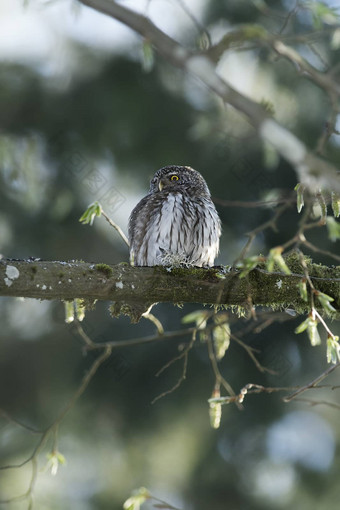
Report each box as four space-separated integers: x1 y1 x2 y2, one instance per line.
79 0 340 193
0 259 339 314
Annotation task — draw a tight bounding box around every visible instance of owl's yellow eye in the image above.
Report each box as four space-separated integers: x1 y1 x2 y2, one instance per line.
170 175 179 181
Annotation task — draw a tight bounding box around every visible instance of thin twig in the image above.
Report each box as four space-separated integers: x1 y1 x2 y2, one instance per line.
54 346 112 425
283 361 340 402
314 309 337 339
292 398 340 410
301 237 340 263
212 383 298 405
213 195 295 208
0 410 42 434
142 311 164 335
234 202 291 264
315 92 339 154
231 334 276 374
151 330 197 404
101 208 129 247
73 318 95 347
278 0 299 34
150 496 183 510
206 333 238 402
153 313 213 378
86 326 195 350
175 0 211 48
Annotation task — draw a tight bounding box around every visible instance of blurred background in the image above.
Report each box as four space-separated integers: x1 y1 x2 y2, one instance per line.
0 0 340 509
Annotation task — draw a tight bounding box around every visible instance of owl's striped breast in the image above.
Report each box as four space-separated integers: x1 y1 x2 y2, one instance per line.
129 191 220 267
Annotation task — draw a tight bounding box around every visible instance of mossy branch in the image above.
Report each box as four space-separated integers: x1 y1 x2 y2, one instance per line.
0 258 339 316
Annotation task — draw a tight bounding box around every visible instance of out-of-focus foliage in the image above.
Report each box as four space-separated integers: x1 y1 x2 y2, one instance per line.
0 1 340 509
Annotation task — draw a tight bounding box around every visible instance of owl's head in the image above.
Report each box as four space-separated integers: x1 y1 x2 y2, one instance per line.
149 165 211 196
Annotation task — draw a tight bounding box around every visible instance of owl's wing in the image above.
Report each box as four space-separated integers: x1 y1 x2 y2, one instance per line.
186 198 221 266
128 194 153 265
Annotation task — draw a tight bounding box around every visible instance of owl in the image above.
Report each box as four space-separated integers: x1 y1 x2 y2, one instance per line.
128 165 221 267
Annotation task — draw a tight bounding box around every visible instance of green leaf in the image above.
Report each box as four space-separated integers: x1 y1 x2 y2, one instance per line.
307 319 321 346
331 192 340 217
64 301 74 324
294 183 305 213
75 299 86 321
308 1 339 28
79 201 102 226
315 291 336 315
213 314 231 360
198 32 210 51
316 191 327 222
327 336 340 364
295 315 321 346
295 317 310 334
56 452 66 465
267 247 291 275
181 310 209 329
326 217 340 241
237 256 262 278
331 28 340 49
298 278 308 302
315 291 335 303
209 388 222 429
141 39 155 73
209 401 222 429
46 450 66 476
260 99 275 116
123 487 151 510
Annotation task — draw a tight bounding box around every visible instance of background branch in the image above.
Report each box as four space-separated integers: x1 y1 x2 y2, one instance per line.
79 0 340 193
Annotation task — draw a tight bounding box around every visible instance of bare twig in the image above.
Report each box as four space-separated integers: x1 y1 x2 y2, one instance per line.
211 383 297 405
283 361 340 402
278 0 300 34
301 237 340 263
316 93 340 155
213 194 296 208
73 318 95 347
174 0 211 48
101 208 129 247
87 326 195 350
151 330 196 404
314 309 338 339
206 333 238 401
292 398 340 410
231 334 276 374
142 310 164 335
0 410 42 435
234 202 291 263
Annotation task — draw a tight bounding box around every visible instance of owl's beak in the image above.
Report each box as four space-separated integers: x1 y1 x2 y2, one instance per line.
159 179 164 191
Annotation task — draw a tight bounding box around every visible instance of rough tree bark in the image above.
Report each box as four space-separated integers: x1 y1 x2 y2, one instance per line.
0 259 339 317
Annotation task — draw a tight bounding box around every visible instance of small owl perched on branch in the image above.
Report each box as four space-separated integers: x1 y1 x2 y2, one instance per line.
128 165 221 267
